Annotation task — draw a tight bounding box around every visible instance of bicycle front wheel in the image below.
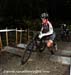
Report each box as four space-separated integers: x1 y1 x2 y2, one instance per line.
21 41 34 65
21 49 32 65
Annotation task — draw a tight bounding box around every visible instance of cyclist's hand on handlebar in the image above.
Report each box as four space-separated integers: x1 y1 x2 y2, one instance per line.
38 33 43 39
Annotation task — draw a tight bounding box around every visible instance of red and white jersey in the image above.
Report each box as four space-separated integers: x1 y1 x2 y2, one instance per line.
40 20 53 36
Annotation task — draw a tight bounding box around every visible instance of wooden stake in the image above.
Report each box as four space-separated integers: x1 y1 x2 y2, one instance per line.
6 28 8 46
27 28 29 41
0 33 2 50
20 28 22 43
16 28 18 45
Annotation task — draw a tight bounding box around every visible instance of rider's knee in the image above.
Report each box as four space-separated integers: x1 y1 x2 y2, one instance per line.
47 40 53 48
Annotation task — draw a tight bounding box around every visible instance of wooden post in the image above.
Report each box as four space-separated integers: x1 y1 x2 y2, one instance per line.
27 28 29 42
0 33 2 50
20 28 22 43
6 28 9 46
16 28 18 45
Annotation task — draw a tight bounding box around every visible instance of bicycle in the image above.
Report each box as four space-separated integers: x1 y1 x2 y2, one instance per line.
21 32 58 65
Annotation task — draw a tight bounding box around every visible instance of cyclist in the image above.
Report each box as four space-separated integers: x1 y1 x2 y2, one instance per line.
38 12 56 50
61 24 70 41
61 24 69 32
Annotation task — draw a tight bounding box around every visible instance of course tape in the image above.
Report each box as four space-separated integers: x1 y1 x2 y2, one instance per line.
0 29 26 32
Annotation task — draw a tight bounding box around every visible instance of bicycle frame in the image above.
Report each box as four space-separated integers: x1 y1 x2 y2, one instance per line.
21 32 57 65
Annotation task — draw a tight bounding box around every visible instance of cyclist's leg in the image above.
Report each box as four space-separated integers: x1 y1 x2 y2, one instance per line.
47 40 53 48
50 33 58 52
47 33 56 54
47 33 56 48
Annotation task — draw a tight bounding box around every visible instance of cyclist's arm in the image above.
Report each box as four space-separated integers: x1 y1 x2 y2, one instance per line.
40 27 43 34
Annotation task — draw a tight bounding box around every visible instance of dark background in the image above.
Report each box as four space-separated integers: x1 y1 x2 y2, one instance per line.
0 0 71 28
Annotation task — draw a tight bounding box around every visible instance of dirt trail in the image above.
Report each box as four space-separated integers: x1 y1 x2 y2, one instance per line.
0 41 71 75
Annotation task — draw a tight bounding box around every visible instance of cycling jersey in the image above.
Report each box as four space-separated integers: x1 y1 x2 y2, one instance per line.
40 20 53 36
39 20 55 41
42 24 49 33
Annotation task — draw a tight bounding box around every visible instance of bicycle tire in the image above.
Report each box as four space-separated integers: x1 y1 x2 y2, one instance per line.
21 49 32 65
21 40 34 65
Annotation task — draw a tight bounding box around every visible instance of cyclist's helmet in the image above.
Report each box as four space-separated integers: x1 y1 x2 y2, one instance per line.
41 13 49 19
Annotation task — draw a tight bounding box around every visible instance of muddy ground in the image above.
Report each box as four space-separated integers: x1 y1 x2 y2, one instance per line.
0 41 71 75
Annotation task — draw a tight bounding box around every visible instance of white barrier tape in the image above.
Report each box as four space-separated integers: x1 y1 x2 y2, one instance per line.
0 29 27 32
0 29 39 33
16 30 25 32
0 29 16 32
